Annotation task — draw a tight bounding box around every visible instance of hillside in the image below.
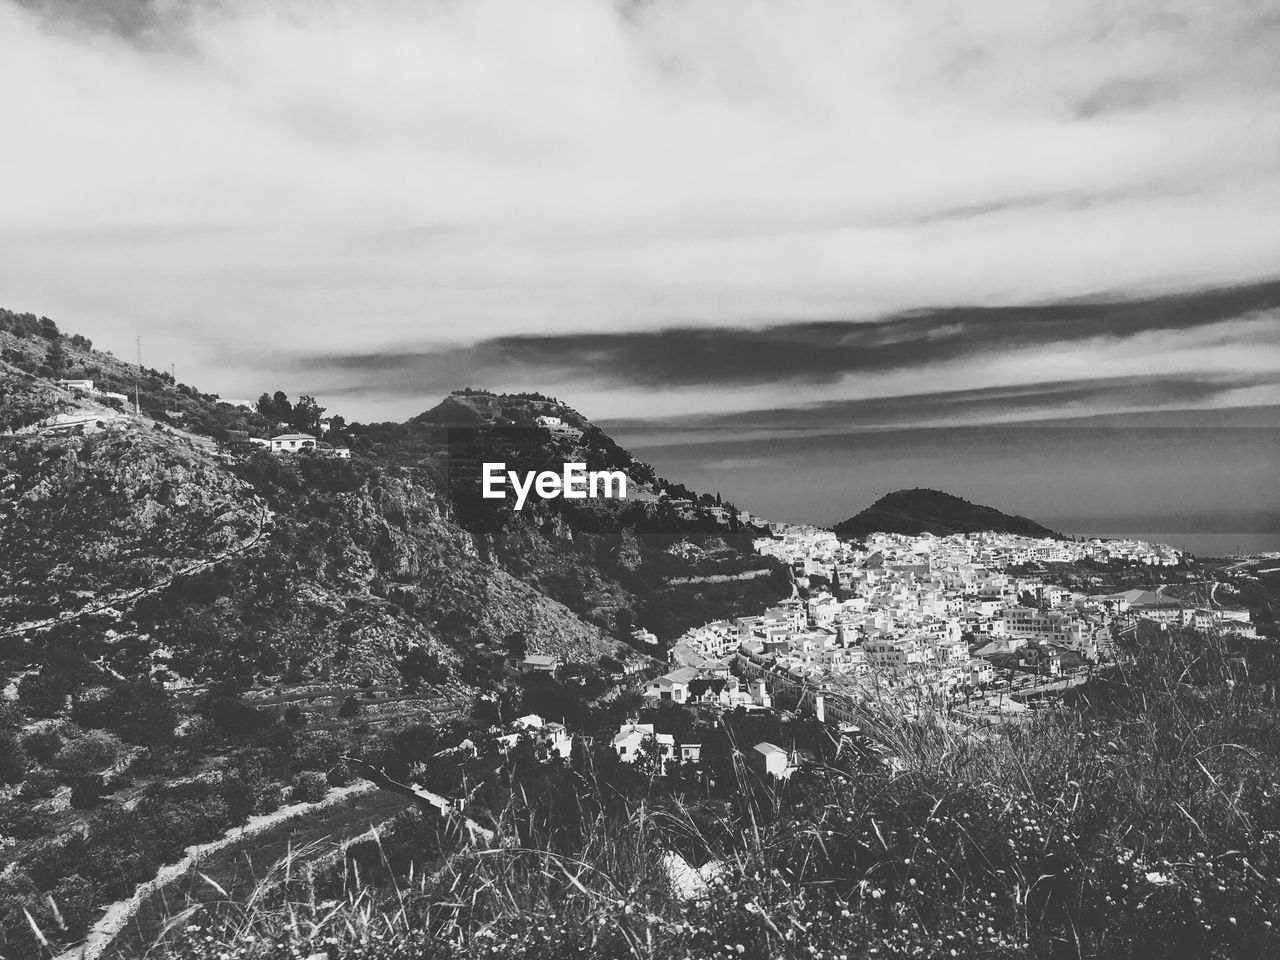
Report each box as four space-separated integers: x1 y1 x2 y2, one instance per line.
0 310 796 957
833 487 1064 540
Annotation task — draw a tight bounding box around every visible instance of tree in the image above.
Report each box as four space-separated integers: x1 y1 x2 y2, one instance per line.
44 338 68 374
338 695 362 718
503 631 529 661
290 395 325 435
256 391 294 424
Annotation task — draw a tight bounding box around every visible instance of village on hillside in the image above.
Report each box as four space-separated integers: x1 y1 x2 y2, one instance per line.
630 524 1256 746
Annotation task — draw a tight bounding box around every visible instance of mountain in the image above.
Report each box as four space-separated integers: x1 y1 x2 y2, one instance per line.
833 487 1063 540
1 312 788 695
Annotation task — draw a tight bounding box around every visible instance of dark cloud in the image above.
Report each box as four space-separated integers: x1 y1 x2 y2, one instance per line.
301 277 1280 396
14 0 199 45
601 373 1280 436
1075 76 1179 118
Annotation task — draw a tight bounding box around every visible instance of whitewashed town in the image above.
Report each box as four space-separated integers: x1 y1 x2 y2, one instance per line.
623 523 1257 749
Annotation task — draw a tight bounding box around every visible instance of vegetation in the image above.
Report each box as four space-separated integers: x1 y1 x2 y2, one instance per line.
122 622 1280 960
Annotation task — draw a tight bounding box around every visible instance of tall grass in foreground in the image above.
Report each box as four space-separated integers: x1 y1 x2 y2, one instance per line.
140 626 1280 959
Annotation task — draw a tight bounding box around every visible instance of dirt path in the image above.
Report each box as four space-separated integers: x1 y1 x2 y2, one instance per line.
100 788 414 959
52 781 385 960
0 503 273 641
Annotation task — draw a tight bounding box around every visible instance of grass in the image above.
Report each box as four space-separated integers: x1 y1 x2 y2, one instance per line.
100 623 1280 959
101 788 413 959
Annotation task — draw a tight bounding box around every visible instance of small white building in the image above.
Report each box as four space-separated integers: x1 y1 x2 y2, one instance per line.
496 714 572 760
520 654 561 677
752 742 794 780
269 433 318 452
644 666 699 703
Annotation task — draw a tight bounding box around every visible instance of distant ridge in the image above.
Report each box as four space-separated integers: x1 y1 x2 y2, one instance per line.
833 488 1063 540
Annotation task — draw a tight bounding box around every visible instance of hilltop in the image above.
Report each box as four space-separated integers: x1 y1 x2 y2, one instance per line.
833 487 1063 540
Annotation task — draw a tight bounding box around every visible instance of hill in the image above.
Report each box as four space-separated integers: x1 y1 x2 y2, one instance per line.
0 307 795 958
833 487 1063 540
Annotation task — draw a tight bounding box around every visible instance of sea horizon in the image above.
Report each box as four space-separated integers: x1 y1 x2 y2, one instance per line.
1066 531 1280 558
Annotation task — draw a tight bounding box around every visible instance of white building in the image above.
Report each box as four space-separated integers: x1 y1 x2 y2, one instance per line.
269 433 318 452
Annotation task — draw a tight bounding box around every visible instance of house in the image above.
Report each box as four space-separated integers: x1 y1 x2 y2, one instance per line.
752 742 794 780
675 742 702 764
613 722 653 762
269 433 318 453
495 714 572 760
534 415 563 427
633 627 659 646
967 659 995 686
58 378 95 392
612 723 675 768
644 666 699 703
520 654 560 677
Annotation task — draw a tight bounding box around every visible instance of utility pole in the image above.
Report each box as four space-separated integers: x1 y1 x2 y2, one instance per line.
134 337 142 416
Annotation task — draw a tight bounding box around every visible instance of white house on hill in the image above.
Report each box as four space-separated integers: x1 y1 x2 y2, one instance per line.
269 433 317 452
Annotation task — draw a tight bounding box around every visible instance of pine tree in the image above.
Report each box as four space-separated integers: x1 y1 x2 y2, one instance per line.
44 337 67 373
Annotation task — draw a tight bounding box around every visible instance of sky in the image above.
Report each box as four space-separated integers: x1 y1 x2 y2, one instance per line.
2 0 1279 535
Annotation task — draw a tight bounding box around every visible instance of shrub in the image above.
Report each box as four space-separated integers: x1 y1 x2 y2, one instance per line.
0 728 28 785
51 729 125 783
21 726 63 764
17 671 72 718
291 770 329 803
72 682 178 745
326 760 356 787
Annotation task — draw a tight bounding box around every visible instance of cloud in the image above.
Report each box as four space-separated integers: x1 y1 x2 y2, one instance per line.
299 279 1280 398
701 456 780 471
1 0 1280 424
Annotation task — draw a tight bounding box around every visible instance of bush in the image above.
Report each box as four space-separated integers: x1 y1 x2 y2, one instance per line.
326 760 356 787
72 682 178 745
17 671 72 718
291 770 329 803
293 730 346 771
51 729 125 783
0 729 28 785
21 726 63 764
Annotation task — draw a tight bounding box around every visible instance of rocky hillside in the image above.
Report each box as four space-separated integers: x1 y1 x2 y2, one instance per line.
833 487 1063 540
367 390 791 640
1 315 788 701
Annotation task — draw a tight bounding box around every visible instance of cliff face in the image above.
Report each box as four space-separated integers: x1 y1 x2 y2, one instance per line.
833 488 1063 540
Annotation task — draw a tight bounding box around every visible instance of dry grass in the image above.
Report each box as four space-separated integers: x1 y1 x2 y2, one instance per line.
109 624 1280 960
